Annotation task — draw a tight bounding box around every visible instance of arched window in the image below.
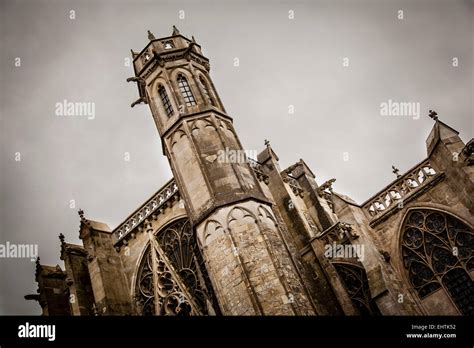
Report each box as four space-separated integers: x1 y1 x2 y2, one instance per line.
401 209 474 314
333 263 381 315
199 76 215 106
177 74 196 106
135 219 218 316
158 85 174 117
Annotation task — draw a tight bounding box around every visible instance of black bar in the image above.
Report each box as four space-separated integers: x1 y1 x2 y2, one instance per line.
0 316 472 346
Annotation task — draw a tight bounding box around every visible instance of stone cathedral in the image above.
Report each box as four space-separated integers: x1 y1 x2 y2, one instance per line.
26 28 474 316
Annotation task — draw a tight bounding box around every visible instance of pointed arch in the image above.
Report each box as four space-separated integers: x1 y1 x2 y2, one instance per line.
257 204 278 228
198 74 216 106
332 262 381 316
226 205 258 226
134 218 219 316
190 118 216 134
169 128 187 149
199 219 225 247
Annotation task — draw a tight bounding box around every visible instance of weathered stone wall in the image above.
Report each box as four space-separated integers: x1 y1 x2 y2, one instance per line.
331 194 416 315
257 153 312 250
196 200 316 315
80 223 132 315
35 265 70 316
61 244 94 315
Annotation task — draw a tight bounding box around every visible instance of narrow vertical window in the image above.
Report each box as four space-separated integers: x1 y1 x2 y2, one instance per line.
199 76 215 106
177 74 196 106
159 85 173 117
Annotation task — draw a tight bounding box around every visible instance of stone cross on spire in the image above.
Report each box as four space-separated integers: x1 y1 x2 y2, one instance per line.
392 165 401 178
264 139 270 147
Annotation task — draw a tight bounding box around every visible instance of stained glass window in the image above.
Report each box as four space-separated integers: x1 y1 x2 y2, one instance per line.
401 210 474 314
135 219 217 315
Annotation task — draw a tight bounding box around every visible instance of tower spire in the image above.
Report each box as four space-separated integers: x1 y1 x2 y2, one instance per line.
129 29 317 315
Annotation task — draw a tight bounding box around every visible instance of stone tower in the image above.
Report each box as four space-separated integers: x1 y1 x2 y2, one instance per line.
128 27 317 315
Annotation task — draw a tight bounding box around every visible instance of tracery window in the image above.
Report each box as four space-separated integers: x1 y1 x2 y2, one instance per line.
199 76 215 106
135 219 217 315
401 210 474 315
158 85 174 117
333 263 381 315
177 74 196 106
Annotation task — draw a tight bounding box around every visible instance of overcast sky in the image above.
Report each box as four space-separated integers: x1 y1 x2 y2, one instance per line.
1 0 472 314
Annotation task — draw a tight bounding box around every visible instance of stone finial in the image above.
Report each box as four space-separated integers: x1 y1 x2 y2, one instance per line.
34 257 42 279
78 208 91 227
428 109 438 121
264 139 270 147
392 165 401 178
172 25 180 36
191 35 196 43
59 233 65 245
147 30 156 41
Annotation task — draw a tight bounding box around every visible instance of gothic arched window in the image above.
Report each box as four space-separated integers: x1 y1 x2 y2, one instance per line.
401 209 474 315
199 76 215 106
177 74 196 106
333 262 381 315
158 85 174 117
135 219 218 316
